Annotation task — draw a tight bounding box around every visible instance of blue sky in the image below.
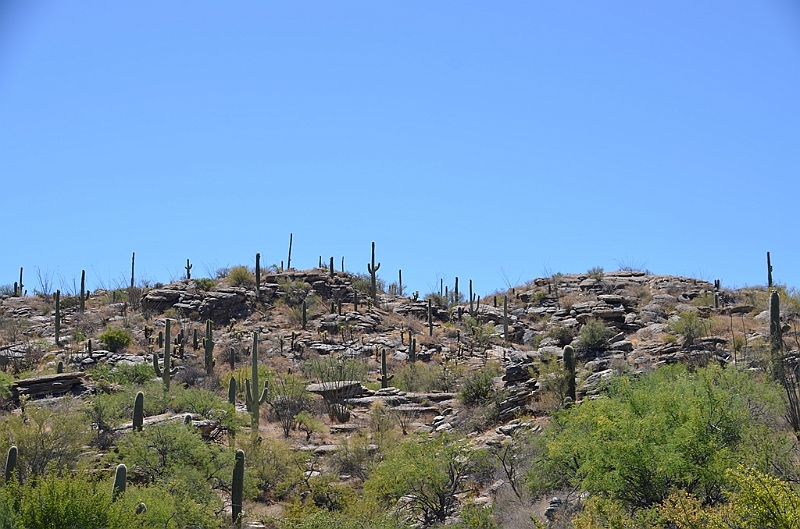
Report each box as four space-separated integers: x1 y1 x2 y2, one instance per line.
1 1 799 296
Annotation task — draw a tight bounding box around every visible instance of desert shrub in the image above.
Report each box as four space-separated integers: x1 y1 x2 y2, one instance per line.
525 364 790 515
277 278 311 307
352 273 385 296
227 266 255 287
668 311 710 347
0 398 91 481
194 278 216 291
107 481 222 529
546 324 577 346
577 318 613 352
459 363 500 407
365 433 493 526
587 266 604 281
238 434 303 501
99 327 133 352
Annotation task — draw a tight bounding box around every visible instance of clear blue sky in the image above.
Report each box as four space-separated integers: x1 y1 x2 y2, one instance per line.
1 1 799 296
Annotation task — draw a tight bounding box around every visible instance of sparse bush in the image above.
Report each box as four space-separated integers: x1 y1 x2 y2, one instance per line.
99 327 133 352
668 311 710 347
547 324 577 347
587 266 604 281
227 266 255 287
195 278 216 291
460 363 500 407
577 318 613 352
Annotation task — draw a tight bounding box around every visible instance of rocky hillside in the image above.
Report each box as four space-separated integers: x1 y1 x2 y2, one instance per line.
0 265 781 526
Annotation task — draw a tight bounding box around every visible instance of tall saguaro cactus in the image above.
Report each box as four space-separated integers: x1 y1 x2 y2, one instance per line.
153 319 178 389
287 233 293 271
203 319 215 376
232 450 245 526
377 348 394 388
54 290 61 346
5 446 17 483
767 251 773 288
503 295 509 343
80 269 86 313
130 252 135 288
564 345 576 403
112 464 127 502
255 253 261 298
185 259 193 280
18 267 23 297
367 242 381 305
133 391 144 432
245 331 268 429
428 298 433 336
770 290 782 353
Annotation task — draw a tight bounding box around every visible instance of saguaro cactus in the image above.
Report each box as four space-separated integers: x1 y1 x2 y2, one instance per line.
5 446 17 483
54 290 61 346
409 337 417 364
398 269 403 297
377 348 394 388
255 253 261 298
232 450 245 526
112 464 127 502
503 295 509 343
767 251 773 288
133 391 144 432
302 300 307 330
80 269 86 313
228 377 237 405
131 252 135 289
287 233 293 270
428 298 433 336
185 259 192 280
203 319 215 376
153 319 178 389
770 290 782 353
564 345 576 403
367 242 381 304
18 267 23 297
245 331 268 428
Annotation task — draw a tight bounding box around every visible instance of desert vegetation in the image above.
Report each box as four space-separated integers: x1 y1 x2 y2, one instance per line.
0 249 799 528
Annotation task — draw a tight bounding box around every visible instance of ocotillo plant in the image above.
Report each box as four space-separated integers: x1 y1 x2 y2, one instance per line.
112 464 126 502
203 319 215 376
232 450 245 526
80 269 86 313
367 241 381 304
255 253 261 298
54 290 61 346
377 348 394 388
5 446 17 483
564 345 576 403
228 377 237 405
133 391 144 432
153 319 177 390
185 259 192 280
245 331 268 428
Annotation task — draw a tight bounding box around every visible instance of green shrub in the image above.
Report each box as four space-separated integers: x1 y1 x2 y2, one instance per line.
577 318 613 352
546 324 577 346
668 311 710 347
227 266 255 287
194 278 216 291
99 327 133 352
459 363 500 407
